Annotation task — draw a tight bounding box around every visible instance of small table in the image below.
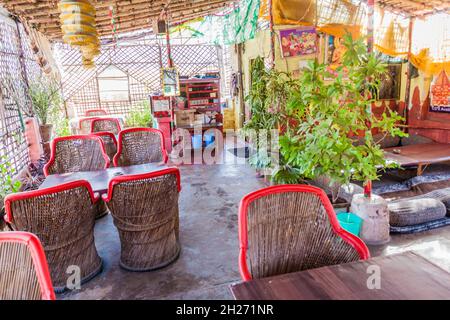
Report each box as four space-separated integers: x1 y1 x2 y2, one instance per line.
384 142 450 175
230 252 450 300
39 163 169 194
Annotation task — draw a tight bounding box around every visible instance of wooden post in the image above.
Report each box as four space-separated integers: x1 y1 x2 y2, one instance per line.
367 0 375 53
268 0 275 69
404 17 414 129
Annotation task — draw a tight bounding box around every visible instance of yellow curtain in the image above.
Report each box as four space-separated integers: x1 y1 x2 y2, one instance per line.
259 0 316 26
317 24 360 38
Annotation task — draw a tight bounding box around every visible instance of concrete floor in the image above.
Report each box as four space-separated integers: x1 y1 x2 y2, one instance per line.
60 160 450 300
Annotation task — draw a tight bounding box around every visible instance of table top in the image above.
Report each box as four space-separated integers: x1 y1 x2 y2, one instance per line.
39 163 169 194
230 252 450 300
384 142 450 166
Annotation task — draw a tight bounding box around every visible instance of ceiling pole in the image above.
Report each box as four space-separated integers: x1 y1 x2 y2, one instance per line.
367 0 375 53
269 0 275 69
403 16 414 131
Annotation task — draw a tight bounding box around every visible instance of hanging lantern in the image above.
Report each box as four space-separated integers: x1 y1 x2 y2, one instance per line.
59 0 100 68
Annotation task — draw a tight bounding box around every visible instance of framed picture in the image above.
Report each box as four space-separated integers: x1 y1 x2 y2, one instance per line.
279 27 317 58
324 35 348 80
378 64 402 100
429 70 450 113
161 67 180 96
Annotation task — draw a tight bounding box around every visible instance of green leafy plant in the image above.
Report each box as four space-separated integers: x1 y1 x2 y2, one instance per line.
29 80 61 125
0 157 22 204
242 57 299 171
125 101 153 128
276 34 406 201
53 115 71 137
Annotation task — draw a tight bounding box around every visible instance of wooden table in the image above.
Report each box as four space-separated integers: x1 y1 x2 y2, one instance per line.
39 163 169 194
384 142 450 175
230 252 450 300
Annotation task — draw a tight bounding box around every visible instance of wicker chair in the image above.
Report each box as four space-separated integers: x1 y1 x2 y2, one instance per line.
4 181 103 292
44 135 110 176
0 232 55 300
113 128 168 167
103 168 181 271
92 131 118 164
85 109 108 117
238 185 370 281
91 118 122 135
78 117 100 134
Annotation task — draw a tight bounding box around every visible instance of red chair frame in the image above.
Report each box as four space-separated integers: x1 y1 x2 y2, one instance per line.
102 167 181 202
4 180 100 223
85 109 108 117
90 118 122 134
78 117 100 130
43 135 110 176
112 127 168 166
0 232 55 300
238 184 370 281
91 131 118 147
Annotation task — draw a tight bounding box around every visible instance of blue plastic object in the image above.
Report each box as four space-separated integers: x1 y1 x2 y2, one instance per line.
337 212 363 236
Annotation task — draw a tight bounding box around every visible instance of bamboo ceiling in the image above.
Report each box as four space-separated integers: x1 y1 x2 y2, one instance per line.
0 0 236 40
376 0 450 17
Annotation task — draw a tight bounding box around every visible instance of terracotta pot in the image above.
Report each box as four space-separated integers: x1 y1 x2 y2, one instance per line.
39 124 53 143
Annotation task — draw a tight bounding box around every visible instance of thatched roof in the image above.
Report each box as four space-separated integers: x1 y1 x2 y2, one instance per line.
376 0 450 17
0 0 235 40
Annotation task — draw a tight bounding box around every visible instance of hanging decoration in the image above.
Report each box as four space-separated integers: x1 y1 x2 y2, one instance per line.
430 70 450 113
58 0 100 68
108 5 117 45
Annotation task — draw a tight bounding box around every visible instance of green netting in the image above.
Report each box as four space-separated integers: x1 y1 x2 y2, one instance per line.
171 0 260 45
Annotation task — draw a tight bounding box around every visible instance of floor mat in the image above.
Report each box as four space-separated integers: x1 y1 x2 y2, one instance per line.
390 217 450 234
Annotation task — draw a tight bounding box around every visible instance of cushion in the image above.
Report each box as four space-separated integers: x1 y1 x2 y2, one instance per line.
400 134 434 146
389 198 447 227
406 188 450 214
390 217 450 234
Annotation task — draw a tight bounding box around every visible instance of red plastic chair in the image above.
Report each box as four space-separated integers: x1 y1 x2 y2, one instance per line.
85 109 108 117
0 231 55 300
90 118 122 135
113 127 168 167
44 135 110 176
238 185 370 281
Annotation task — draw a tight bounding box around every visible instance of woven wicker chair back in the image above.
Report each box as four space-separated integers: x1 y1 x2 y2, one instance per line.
107 174 180 270
85 109 107 117
93 132 117 164
115 130 164 166
6 185 102 291
47 138 108 175
91 119 121 135
0 232 54 300
79 117 99 134
245 191 362 279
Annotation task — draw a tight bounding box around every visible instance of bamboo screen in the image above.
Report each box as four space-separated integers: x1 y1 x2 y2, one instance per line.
56 41 221 117
0 17 40 178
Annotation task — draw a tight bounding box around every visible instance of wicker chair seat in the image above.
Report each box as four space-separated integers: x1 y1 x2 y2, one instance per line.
239 185 369 280
104 169 181 271
389 198 447 227
0 232 55 300
114 128 167 167
44 136 109 176
4 182 102 292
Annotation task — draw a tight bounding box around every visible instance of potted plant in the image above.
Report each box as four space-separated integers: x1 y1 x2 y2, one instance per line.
29 80 61 142
274 34 406 204
242 57 297 178
125 101 154 128
0 158 22 231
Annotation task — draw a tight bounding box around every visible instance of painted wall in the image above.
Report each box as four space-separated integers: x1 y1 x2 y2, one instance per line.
230 26 409 129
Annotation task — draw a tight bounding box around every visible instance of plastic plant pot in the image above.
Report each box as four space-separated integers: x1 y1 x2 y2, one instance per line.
337 212 363 237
